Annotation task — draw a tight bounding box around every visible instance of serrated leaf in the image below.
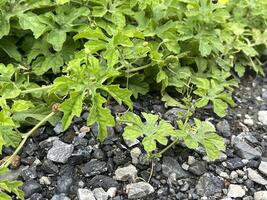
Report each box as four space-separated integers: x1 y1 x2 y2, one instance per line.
0 127 21 153
0 82 20 99
87 93 115 142
0 180 24 200
121 112 175 153
212 98 228 117
103 48 119 68
0 38 21 61
60 91 85 130
103 85 132 109
12 100 34 112
47 30 66 51
0 111 15 127
0 64 15 80
128 75 149 99
18 12 47 39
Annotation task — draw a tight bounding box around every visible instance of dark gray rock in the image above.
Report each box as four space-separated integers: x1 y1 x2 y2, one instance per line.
22 180 41 198
126 182 154 199
234 141 261 160
188 161 207 176
51 194 71 200
93 148 105 160
163 108 186 122
162 156 188 178
41 159 59 174
21 167 37 180
225 157 245 170
81 159 107 177
196 173 224 196
53 122 64 134
30 193 43 200
47 140 74 163
56 175 73 193
216 120 231 137
88 175 119 190
69 147 92 165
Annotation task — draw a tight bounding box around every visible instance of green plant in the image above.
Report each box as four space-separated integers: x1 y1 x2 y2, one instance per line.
0 0 266 198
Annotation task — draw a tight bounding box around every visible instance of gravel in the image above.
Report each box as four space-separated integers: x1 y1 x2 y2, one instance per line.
126 182 154 199
47 140 74 163
227 184 245 198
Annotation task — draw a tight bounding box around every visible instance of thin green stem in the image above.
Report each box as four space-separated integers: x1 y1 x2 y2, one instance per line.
2 112 55 168
125 63 152 73
21 85 53 94
156 137 180 157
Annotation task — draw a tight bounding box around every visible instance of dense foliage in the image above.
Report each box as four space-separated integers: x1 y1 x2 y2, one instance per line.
0 0 267 198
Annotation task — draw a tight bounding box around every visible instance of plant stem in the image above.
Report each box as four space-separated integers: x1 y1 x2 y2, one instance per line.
21 85 53 94
156 137 180 157
125 63 152 73
2 112 55 168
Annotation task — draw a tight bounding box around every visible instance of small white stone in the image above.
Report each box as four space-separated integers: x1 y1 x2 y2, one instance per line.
230 171 238 180
107 187 117 198
219 172 230 179
227 184 245 198
258 111 267 125
254 191 267 200
77 188 95 200
80 126 90 134
247 168 267 185
259 161 267 176
114 164 137 181
188 156 196 165
130 147 141 165
93 188 108 200
181 163 189 170
39 176 51 185
244 118 254 126
236 170 245 177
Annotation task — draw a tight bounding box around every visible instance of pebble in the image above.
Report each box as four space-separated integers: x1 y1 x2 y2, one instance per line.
254 191 267 200
20 167 37 180
41 159 59 174
162 156 188 178
77 188 95 200
234 141 261 160
130 147 141 165
56 175 73 193
88 175 119 190
47 140 74 163
227 184 245 198
247 168 267 185
30 193 43 200
216 119 231 137
188 161 207 176
163 108 186 121
196 173 224 196
230 171 238 180
124 139 140 147
51 194 71 200
114 164 137 181
93 188 108 200
126 182 154 199
244 118 254 126
259 161 267 176
258 111 267 125
21 180 41 198
53 123 64 134
225 157 245 170
39 176 51 185
81 159 107 177
107 187 117 198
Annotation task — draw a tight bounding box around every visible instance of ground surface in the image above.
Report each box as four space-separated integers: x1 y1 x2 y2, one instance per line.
1 68 267 200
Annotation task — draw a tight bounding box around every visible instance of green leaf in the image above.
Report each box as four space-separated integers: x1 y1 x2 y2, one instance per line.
18 12 47 39
128 75 149 99
234 63 245 77
121 112 175 153
0 180 24 200
0 127 21 153
12 100 34 112
60 91 85 130
0 38 21 61
212 98 228 117
87 93 115 142
0 193 12 200
0 82 21 99
103 85 133 109
0 111 15 127
47 30 66 51
0 14 10 39
0 64 15 80
103 48 120 68
84 40 107 53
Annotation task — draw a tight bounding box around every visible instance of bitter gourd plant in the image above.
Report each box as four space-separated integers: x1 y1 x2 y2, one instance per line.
0 0 266 198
